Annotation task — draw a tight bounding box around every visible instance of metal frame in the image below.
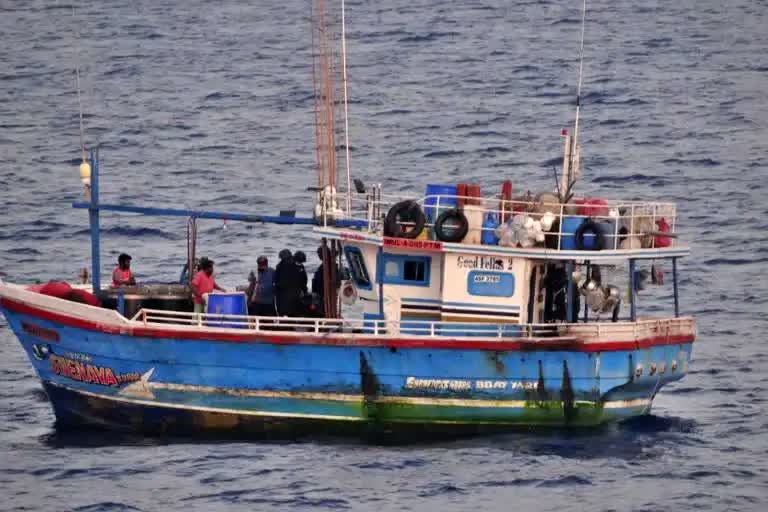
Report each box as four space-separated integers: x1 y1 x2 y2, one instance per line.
74 148 367 295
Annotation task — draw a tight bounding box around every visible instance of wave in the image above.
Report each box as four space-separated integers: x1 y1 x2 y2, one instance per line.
72 226 177 239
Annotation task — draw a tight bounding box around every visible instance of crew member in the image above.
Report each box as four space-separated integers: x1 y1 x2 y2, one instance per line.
247 256 276 316
112 253 136 287
274 249 303 316
312 246 339 317
293 250 309 298
191 257 225 314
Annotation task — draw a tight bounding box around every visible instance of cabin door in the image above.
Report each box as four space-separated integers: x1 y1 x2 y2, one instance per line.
527 261 546 324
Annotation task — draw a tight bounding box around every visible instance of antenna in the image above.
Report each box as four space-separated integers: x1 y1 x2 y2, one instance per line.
562 0 587 200
72 7 87 164
72 7 92 194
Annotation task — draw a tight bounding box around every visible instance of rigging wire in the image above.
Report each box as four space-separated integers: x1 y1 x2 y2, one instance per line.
340 0 352 215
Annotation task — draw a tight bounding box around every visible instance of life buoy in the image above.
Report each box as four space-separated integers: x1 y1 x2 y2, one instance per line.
384 200 426 239
340 281 357 306
574 218 605 251
434 208 469 242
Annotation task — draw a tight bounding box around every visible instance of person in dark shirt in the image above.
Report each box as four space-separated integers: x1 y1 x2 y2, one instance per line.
293 251 309 296
312 246 340 318
273 249 304 317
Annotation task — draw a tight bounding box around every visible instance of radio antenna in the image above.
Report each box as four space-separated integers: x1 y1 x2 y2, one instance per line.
568 0 588 190
72 7 87 163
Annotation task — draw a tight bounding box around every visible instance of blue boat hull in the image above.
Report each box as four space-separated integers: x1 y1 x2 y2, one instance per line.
1 298 694 437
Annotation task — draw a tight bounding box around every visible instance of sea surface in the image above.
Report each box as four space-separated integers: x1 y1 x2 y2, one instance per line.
1 0 767 510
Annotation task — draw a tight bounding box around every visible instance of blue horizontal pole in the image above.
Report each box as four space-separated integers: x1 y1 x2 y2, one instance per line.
72 202 369 229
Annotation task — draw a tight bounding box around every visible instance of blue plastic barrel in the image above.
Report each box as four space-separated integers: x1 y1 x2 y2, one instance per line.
597 219 618 250
560 216 585 250
423 184 458 222
206 292 248 328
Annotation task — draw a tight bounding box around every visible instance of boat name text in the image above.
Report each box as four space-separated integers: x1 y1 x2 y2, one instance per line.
456 256 513 271
50 355 141 387
405 377 539 392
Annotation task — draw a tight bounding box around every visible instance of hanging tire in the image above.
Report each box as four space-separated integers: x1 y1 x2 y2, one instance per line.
574 218 605 251
434 208 469 242
384 200 426 239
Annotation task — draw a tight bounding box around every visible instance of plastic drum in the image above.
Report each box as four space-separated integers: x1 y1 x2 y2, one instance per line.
206 292 248 329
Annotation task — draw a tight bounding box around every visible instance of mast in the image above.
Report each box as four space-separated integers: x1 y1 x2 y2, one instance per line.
340 0 352 215
311 0 339 193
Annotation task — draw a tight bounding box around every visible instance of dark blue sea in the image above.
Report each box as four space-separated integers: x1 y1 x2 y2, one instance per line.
1 0 767 510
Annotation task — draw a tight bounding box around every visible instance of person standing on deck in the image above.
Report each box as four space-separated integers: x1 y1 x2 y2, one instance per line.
247 256 276 316
191 257 225 314
293 251 309 297
112 253 136 287
273 249 303 317
293 250 311 316
312 245 341 317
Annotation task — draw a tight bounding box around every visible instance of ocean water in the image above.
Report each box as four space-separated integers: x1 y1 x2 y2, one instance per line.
1 0 767 510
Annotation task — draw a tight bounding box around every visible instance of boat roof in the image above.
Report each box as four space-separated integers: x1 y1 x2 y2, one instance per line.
315 227 690 261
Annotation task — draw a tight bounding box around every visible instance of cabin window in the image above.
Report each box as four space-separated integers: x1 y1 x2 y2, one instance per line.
381 254 431 287
344 247 372 289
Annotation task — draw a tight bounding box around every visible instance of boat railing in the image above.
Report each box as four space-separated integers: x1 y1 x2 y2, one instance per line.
337 191 678 250
133 309 693 339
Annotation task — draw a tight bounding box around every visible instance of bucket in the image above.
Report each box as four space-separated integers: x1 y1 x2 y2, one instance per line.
423 184 458 222
206 292 248 328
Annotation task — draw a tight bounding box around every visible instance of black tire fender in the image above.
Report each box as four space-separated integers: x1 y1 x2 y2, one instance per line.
384 200 426 239
434 208 469 242
574 218 605 251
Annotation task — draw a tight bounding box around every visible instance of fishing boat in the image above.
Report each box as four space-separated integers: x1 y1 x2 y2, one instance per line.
0 1 694 437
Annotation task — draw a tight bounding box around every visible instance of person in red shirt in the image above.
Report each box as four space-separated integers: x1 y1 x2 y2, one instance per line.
112 253 136 288
191 257 225 314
